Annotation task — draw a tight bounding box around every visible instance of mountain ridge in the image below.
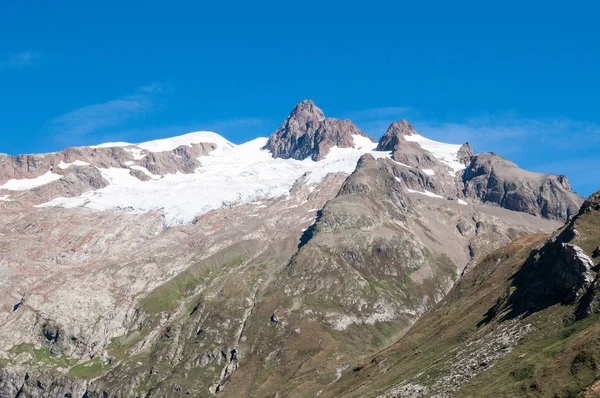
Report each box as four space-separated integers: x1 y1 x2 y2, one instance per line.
0 100 592 398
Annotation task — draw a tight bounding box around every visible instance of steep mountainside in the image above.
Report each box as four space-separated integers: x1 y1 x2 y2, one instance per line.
0 100 587 397
463 152 581 221
325 189 600 398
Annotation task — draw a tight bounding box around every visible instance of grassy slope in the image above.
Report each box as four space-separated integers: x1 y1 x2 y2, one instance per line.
325 191 600 398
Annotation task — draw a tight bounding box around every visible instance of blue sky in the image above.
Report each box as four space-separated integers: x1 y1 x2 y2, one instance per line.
1 1 599 196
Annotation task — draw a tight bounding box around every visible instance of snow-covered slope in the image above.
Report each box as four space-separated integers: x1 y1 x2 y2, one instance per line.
38 133 390 225
403 133 465 172
0 171 63 191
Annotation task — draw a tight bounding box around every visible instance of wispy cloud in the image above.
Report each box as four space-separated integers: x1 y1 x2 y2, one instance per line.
48 86 166 144
347 106 412 120
345 106 413 137
1 51 41 69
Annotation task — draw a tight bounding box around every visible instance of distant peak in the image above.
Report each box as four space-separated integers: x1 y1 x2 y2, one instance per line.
375 119 417 152
386 119 417 136
288 99 326 122
264 100 368 160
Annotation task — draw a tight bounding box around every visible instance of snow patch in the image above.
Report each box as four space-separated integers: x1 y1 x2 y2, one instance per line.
0 171 62 191
407 188 444 199
137 131 234 153
404 134 465 173
457 199 469 205
0 195 11 201
422 169 435 176
351 135 377 150
90 141 132 148
58 160 90 169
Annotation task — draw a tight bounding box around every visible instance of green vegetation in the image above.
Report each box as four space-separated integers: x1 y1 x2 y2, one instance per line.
459 312 600 397
9 343 76 368
68 357 109 378
140 240 260 314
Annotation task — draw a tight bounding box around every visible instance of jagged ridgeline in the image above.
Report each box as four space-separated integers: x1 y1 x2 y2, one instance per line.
0 101 590 397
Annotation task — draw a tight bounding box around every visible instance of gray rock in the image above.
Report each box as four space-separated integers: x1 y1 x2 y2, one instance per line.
376 120 439 169
462 153 583 221
263 100 374 161
457 142 474 165
375 119 417 152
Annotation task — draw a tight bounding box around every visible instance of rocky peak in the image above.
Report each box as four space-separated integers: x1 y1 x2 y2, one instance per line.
264 100 372 161
374 120 446 174
457 142 474 165
579 188 600 215
375 119 417 152
286 99 326 123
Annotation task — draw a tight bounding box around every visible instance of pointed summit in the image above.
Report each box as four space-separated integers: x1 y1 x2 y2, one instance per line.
287 99 326 122
457 142 474 165
264 100 373 161
376 119 417 152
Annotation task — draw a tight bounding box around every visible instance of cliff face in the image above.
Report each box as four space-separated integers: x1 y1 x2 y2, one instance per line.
463 153 583 221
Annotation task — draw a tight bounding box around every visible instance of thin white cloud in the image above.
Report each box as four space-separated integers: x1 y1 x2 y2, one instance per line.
345 106 413 137
48 86 164 144
347 106 412 120
1 52 41 69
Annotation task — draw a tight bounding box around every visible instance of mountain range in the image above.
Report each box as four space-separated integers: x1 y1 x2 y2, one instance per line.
0 100 597 398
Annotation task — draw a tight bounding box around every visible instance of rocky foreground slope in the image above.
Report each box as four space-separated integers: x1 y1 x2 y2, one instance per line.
0 101 587 397
325 189 600 398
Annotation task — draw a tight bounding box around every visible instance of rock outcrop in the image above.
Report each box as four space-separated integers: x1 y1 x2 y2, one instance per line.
264 100 374 160
457 142 474 165
462 153 583 221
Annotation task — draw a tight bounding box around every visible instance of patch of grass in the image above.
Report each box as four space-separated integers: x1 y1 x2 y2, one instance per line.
9 343 75 368
510 364 534 381
573 206 600 256
140 240 260 315
68 357 109 378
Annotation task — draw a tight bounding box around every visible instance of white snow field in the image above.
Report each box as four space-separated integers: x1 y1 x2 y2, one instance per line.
403 133 465 173
39 132 391 225
407 188 444 199
0 171 63 191
58 160 90 169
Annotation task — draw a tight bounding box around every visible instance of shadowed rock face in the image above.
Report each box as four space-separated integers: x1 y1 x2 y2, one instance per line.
462 153 583 221
264 100 374 160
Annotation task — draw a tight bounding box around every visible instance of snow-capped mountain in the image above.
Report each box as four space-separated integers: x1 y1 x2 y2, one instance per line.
0 100 589 398
1 100 481 226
